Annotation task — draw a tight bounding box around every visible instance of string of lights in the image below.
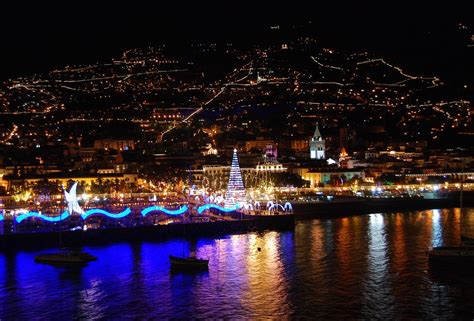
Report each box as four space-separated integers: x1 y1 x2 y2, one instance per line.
224 149 246 208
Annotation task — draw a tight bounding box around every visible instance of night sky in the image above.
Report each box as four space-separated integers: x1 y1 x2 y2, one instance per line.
1 2 472 81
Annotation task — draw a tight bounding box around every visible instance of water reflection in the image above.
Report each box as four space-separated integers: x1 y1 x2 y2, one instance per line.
77 278 106 320
0 209 473 319
462 208 474 239
363 214 394 318
334 216 369 317
242 231 290 317
431 209 442 247
391 213 408 274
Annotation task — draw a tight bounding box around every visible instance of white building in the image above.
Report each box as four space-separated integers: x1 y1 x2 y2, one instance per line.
309 123 325 159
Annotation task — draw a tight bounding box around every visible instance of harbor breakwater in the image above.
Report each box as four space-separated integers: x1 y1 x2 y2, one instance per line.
293 191 474 219
0 214 295 250
2 192 473 250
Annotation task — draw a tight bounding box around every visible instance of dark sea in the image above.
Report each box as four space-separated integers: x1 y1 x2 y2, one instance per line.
1 208 474 319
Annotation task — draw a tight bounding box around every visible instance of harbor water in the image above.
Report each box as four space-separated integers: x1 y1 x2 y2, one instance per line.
1 208 473 319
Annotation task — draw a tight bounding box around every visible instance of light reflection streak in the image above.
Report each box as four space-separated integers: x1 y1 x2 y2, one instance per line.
242 232 288 316
431 209 442 247
363 213 394 318
78 279 106 320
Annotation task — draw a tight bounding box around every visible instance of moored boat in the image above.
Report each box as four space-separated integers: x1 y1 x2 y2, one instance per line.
428 246 474 264
169 255 209 269
35 249 97 266
428 161 473 266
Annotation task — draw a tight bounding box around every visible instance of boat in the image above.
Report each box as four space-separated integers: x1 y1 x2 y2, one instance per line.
428 246 474 263
428 161 474 264
429 232 474 264
35 183 97 266
461 235 474 246
35 248 97 266
168 174 210 271
169 255 209 270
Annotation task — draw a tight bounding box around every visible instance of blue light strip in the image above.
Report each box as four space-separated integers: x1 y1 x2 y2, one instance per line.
141 205 188 216
0 213 4 221
16 211 70 223
81 208 132 220
12 204 199 223
197 203 240 214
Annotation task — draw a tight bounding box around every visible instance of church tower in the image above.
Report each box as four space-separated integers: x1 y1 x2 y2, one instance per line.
310 123 325 159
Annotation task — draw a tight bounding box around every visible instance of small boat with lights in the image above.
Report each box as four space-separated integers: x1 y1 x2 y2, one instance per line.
35 248 97 266
169 255 209 269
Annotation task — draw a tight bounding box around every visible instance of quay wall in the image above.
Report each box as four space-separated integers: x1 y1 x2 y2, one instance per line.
0 214 295 250
293 192 474 219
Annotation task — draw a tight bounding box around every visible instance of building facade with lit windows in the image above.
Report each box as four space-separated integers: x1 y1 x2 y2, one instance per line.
3 173 139 193
293 167 364 188
94 139 135 151
245 139 275 152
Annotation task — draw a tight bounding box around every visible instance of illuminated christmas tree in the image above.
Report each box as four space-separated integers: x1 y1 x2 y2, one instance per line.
225 149 246 208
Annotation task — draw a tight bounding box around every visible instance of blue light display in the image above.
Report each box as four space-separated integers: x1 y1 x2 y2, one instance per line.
0 213 3 221
12 202 244 224
16 211 70 223
81 208 132 220
197 203 240 214
141 205 188 216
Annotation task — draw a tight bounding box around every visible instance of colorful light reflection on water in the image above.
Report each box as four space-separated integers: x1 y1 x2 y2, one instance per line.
1 209 474 319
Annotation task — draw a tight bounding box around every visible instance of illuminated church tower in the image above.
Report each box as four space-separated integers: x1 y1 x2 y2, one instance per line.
310 123 325 159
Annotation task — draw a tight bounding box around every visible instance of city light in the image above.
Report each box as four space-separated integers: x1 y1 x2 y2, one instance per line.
0 7 471 319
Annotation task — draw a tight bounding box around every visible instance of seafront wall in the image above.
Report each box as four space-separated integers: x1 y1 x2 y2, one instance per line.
2 192 473 250
293 192 474 219
0 214 295 250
